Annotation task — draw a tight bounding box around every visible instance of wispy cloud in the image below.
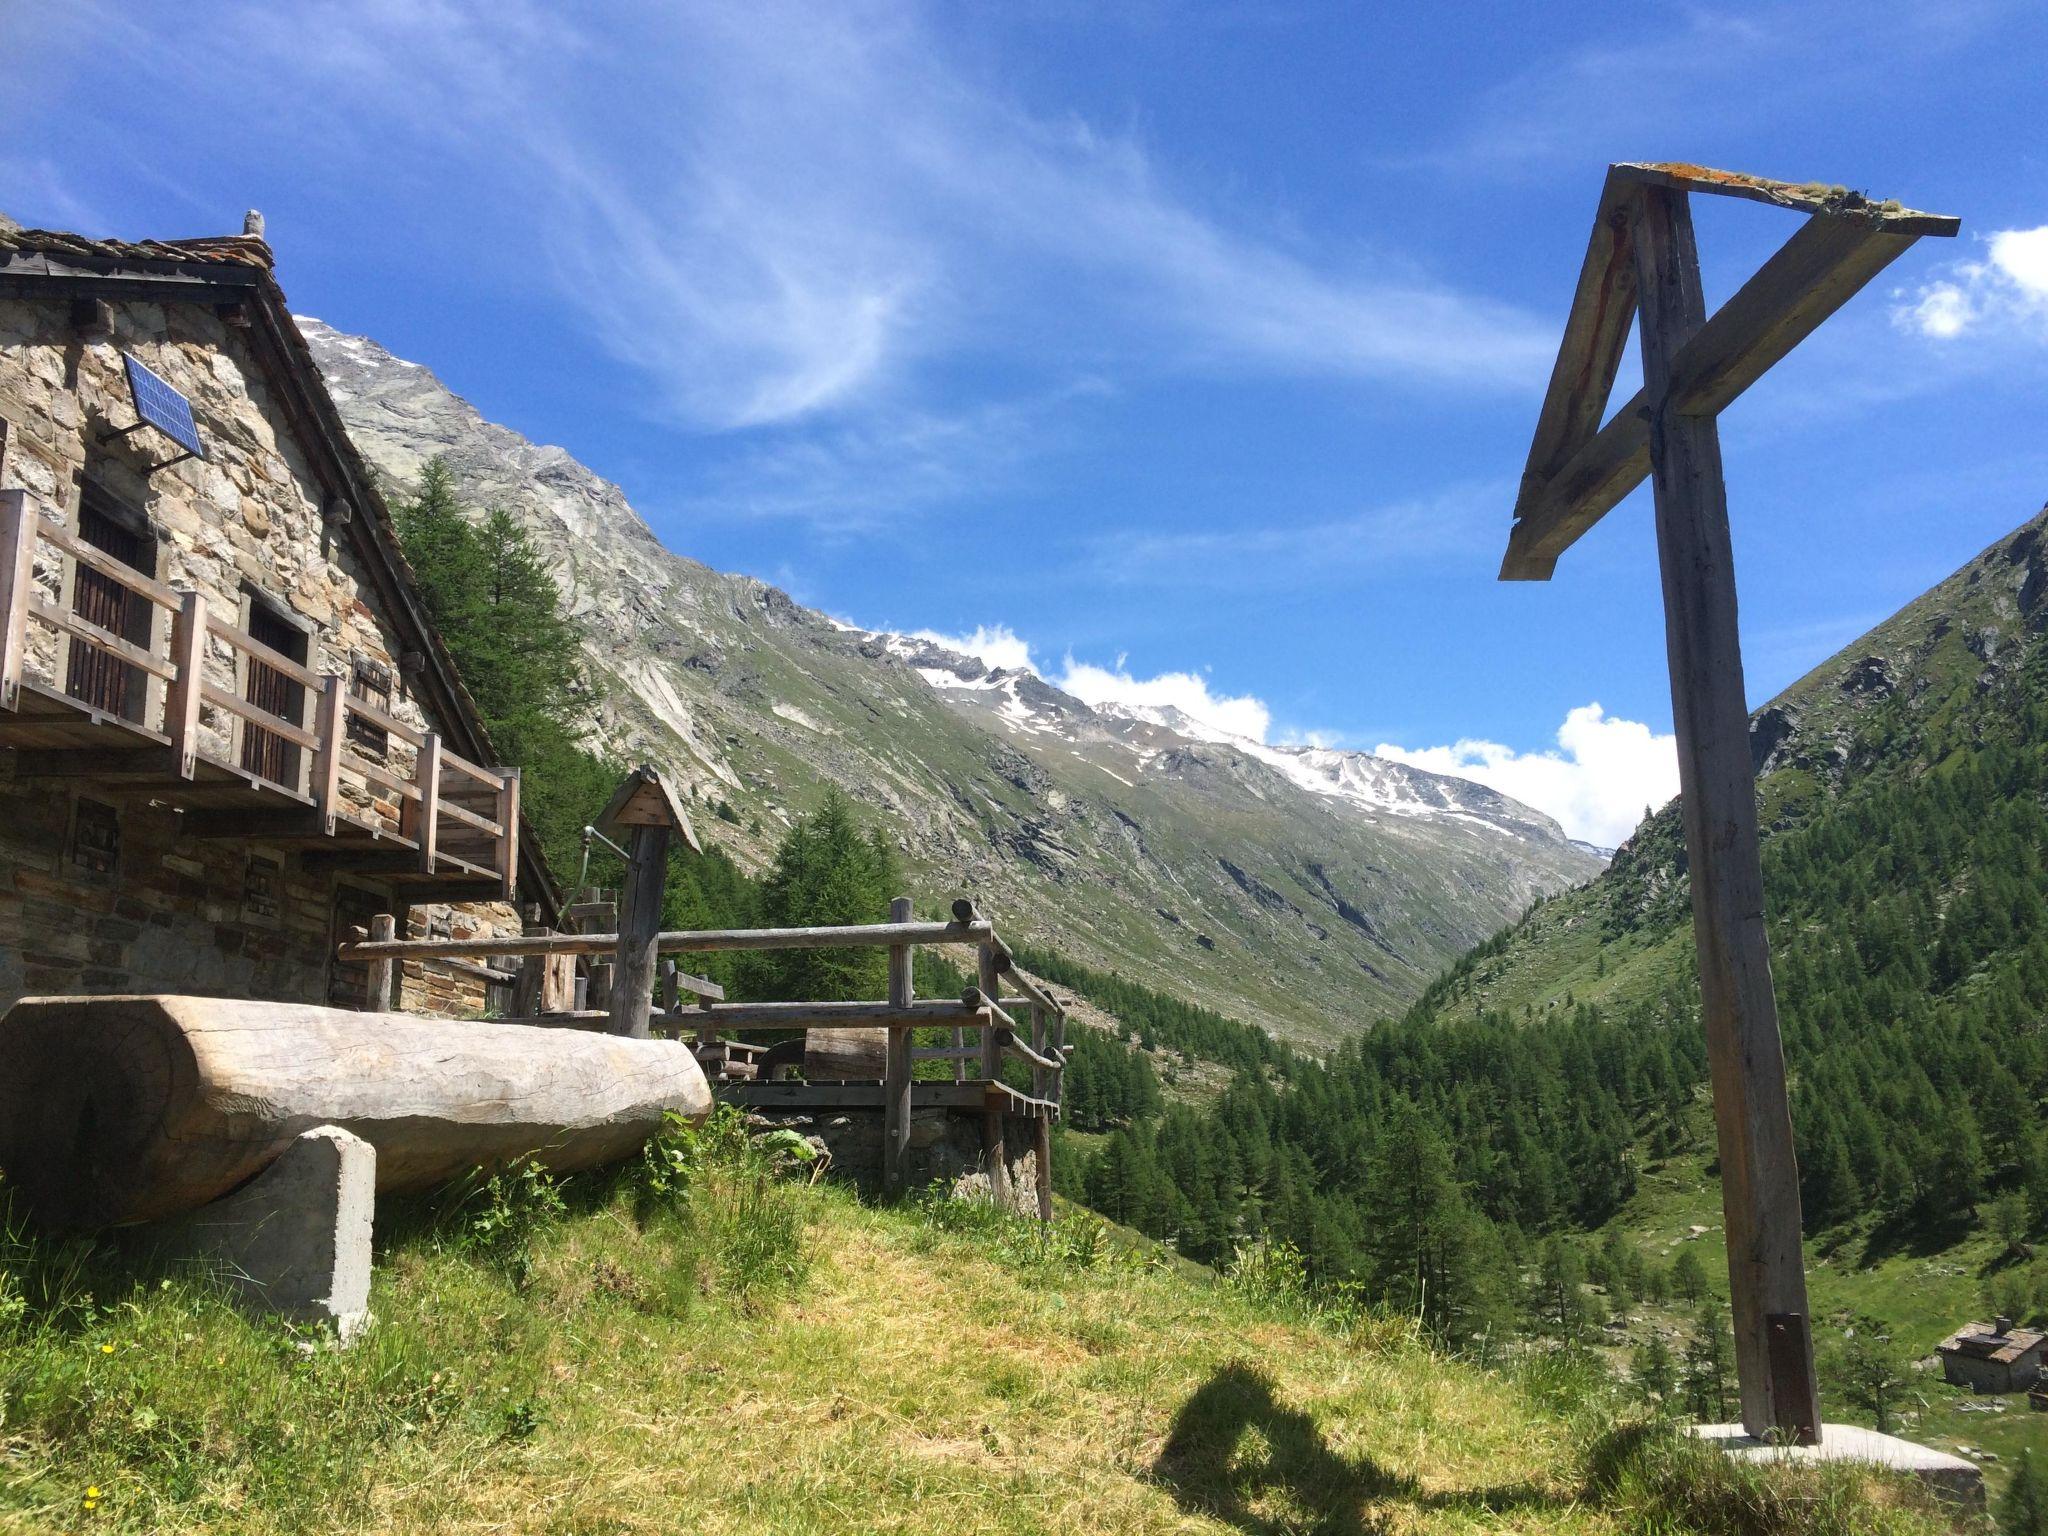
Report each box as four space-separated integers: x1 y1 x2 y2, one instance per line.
1083 481 1505 589
1377 704 1678 848
32 0 1551 457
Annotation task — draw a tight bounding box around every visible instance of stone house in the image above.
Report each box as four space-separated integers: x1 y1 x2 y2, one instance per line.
1937 1317 2046 1394
0 215 558 1015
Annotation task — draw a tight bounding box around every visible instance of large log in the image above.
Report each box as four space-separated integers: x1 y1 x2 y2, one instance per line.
0 995 713 1229
804 1028 888 1082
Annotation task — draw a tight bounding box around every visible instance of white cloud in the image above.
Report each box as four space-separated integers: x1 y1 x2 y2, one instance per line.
1895 226 2048 342
1057 658 1273 743
1375 703 1677 848
912 624 1038 674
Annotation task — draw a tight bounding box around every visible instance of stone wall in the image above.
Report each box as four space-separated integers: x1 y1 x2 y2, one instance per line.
741 1104 1043 1209
0 293 517 1011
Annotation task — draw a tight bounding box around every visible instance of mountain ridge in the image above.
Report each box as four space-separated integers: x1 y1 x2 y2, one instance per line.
301 316 1601 1047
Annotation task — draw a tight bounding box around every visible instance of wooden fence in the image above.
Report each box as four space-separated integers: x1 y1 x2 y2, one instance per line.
335 897 1068 1216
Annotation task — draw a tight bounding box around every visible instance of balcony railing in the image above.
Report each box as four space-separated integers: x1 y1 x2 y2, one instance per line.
0 488 517 897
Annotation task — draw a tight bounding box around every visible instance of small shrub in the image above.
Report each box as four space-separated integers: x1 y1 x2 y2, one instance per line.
450 1158 567 1284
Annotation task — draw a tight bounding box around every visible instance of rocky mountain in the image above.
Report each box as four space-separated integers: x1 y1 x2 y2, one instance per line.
302 317 1601 1047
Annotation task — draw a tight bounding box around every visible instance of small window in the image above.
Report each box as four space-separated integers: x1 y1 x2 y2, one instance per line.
346 653 393 760
242 855 282 924
65 488 156 723
70 798 120 876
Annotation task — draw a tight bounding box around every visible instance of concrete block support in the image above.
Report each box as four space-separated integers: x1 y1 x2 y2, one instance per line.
1689 1423 1984 1507
146 1124 374 1341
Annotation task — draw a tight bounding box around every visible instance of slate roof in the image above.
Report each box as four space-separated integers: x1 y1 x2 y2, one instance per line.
0 220 560 916
1938 1322 2046 1365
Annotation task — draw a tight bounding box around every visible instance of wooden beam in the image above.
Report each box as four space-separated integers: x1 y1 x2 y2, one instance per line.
337 918 997 963
1632 183 1818 1446
365 912 397 1012
411 732 441 874
1503 211 1931 579
611 820 670 1038
1612 161 1960 235
311 675 344 835
980 942 1012 1208
180 808 332 840
5 747 175 779
884 895 914 1201
165 590 205 778
1514 168 1641 524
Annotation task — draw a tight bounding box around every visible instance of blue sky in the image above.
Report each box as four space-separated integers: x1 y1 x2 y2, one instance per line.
8 0 2047 844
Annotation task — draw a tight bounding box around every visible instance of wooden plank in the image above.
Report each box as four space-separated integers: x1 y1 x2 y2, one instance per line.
979 941 1011 1207
199 682 318 748
1000 1027 1060 1074
884 895 913 1200
337 918 996 962
30 596 175 681
437 746 504 791
206 613 319 691
496 766 520 902
1613 161 1960 236
1632 183 1818 1445
412 731 441 874
434 799 503 837
38 518 181 610
1503 212 1929 580
692 999 983 1031
1514 166 1640 526
310 674 344 833
347 752 423 801
0 492 39 711
340 690 423 748
164 590 204 778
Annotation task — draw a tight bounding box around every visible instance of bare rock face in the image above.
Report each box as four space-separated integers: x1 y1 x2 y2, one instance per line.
300 319 1601 1046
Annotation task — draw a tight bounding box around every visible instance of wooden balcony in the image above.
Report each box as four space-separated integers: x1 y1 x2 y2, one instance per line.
0 489 518 898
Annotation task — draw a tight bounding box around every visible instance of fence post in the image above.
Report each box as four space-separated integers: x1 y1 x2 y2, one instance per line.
978 938 1011 1209
884 895 913 1200
365 913 396 1012
311 674 344 834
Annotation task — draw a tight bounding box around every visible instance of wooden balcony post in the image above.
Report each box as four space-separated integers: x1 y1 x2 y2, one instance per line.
165 590 206 778
365 913 397 1012
883 895 914 1200
978 939 1011 1208
496 766 521 902
0 490 35 712
311 674 345 835
413 731 442 874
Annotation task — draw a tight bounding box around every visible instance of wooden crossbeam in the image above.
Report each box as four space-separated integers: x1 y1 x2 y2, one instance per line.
1612 161 1960 236
1503 193 1950 579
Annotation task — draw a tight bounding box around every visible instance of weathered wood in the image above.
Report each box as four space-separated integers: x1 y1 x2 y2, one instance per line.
164 589 205 777
365 912 397 1012
611 821 670 1038
338 918 995 962
803 1028 888 1082
311 674 344 832
0 995 713 1228
411 732 442 871
596 763 701 853
884 895 914 1199
1612 161 1960 235
1633 183 1817 1446
1034 1113 1053 1222
979 943 1011 1206
0 490 29 713
1000 1027 1061 1074
511 925 550 1018
1504 211 1932 580
495 766 520 902
696 999 985 1031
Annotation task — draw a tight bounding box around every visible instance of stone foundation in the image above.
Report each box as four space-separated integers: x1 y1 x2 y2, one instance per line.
744 1105 1041 1211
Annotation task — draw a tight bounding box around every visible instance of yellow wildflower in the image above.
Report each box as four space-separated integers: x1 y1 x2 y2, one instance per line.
98 1343 114 1355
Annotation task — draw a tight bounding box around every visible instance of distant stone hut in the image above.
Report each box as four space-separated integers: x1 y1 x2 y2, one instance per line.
1938 1317 2046 1393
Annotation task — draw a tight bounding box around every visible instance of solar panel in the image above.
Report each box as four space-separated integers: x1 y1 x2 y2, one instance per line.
122 354 206 460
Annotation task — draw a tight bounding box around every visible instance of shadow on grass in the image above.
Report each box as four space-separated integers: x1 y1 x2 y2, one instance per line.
1152 1362 1564 1536
1857 1206 1977 1269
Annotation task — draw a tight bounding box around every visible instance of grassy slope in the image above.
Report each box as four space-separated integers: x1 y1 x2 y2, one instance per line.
0 1157 1956 1536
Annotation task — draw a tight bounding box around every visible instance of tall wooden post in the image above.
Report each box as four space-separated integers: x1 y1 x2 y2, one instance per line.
594 767 701 1041
365 913 397 1012
978 940 1011 1208
612 823 668 1039
1633 184 1818 1444
883 895 914 1199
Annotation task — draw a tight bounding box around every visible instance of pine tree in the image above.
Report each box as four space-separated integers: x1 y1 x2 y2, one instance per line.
1826 1332 1911 1435
2004 1448 2048 1536
756 789 899 1001
1671 1247 1708 1302
1632 1332 1677 1406
1681 1306 1734 1422
1532 1235 1589 1343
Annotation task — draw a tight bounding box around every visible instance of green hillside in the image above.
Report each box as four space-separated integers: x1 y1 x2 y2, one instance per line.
0 1117 1956 1535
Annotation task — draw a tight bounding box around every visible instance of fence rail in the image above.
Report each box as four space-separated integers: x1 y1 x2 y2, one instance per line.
335 894 1067 1214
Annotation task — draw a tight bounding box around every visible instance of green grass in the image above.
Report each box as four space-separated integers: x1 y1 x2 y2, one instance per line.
0 1119 1968 1535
